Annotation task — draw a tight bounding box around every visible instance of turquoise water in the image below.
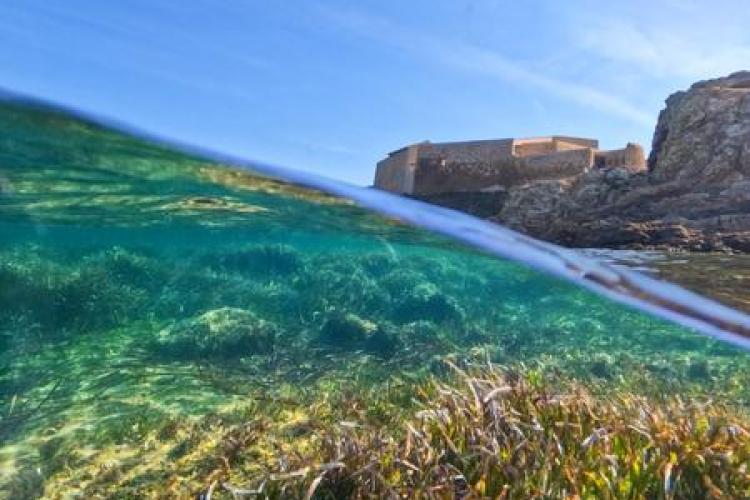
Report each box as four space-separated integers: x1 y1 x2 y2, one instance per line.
2 99 750 497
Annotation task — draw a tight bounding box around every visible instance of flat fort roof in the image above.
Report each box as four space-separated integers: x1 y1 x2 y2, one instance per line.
387 136 598 156
388 135 599 156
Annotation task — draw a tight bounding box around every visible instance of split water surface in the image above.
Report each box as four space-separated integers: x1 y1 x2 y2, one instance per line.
2 98 750 498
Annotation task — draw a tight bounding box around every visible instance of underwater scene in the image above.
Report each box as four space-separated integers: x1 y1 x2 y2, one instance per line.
3 99 750 499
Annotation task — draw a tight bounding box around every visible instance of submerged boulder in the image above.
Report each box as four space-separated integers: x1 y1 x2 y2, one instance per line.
155 307 276 358
589 353 615 379
393 283 464 324
209 244 303 276
315 311 399 357
687 358 712 380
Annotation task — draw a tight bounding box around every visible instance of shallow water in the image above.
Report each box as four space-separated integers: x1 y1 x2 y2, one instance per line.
584 249 750 314
2 99 750 497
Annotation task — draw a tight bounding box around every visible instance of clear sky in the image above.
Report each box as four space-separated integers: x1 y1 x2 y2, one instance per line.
1 1 748 185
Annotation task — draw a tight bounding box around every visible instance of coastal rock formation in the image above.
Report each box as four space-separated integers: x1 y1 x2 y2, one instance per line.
416 72 750 251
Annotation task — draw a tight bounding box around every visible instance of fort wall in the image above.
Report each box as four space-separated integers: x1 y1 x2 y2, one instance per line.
594 143 646 171
373 136 644 196
512 136 599 157
373 145 418 194
418 139 514 163
411 148 594 195
523 147 595 180
550 136 599 149
513 139 558 157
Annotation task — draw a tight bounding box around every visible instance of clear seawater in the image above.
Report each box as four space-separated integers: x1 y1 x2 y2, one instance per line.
582 249 750 315
2 98 750 497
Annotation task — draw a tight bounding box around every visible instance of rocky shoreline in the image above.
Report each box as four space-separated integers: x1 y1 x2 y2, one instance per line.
418 72 750 252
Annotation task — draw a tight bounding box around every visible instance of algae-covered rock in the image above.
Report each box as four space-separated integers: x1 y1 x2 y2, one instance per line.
155 307 276 358
308 260 390 316
687 358 711 380
358 253 399 276
393 283 464 324
316 311 399 357
401 320 440 341
0 252 150 336
86 247 166 291
380 269 427 296
363 327 400 356
210 244 303 276
317 311 377 345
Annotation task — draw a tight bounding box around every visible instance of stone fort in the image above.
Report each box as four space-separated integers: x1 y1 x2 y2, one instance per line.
373 136 646 195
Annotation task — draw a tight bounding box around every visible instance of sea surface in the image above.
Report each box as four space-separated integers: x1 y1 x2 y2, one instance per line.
583 249 750 315
2 98 750 497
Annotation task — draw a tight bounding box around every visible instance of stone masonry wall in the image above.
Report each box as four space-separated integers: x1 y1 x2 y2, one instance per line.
511 137 597 157
373 145 417 194
373 137 636 196
411 147 594 195
418 139 514 163
513 139 558 157
594 143 646 171
523 148 595 180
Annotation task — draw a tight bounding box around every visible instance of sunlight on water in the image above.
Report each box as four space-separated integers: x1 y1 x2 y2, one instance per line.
3 99 750 497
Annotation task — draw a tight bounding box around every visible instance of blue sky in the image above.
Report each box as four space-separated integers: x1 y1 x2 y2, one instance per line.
1 0 748 185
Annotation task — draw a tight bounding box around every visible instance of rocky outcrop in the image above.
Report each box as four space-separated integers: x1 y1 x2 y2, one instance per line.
427 72 750 251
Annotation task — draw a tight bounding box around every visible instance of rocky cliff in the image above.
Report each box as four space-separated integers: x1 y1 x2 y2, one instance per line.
424 72 750 251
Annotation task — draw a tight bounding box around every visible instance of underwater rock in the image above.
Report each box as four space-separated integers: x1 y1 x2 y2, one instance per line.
358 253 399 276
155 307 276 358
316 311 399 357
0 247 173 337
279 409 315 437
6 467 45 499
687 359 711 380
644 359 676 376
393 283 464 324
364 324 400 356
6 264 148 335
499 329 524 355
209 244 303 276
317 311 376 345
589 353 615 379
87 247 166 291
401 320 440 342
380 269 427 297
310 259 391 314
162 195 267 215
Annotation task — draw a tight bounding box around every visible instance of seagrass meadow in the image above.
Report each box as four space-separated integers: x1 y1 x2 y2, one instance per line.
3 98 750 499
